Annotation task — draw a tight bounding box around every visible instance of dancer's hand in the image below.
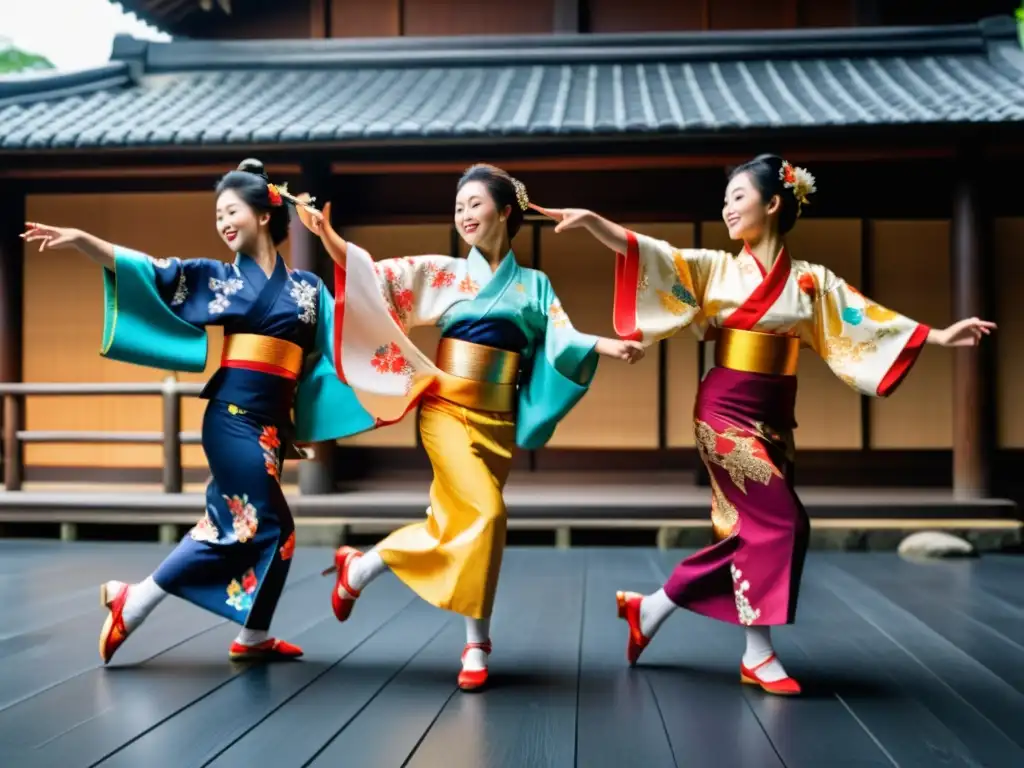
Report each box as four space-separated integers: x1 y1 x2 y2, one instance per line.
21 222 82 252
533 207 594 233
596 338 645 364
929 318 996 347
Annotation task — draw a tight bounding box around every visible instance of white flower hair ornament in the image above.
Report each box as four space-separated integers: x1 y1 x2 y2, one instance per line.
779 161 817 216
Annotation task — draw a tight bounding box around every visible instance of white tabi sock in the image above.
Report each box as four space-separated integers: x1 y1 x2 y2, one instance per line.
639 588 676 638
110 576 167 629
743 626 790 683
463 617 491 671
344 548 388 594
235 628 270 647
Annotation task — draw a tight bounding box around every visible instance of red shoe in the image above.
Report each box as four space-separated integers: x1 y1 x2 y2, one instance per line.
98 582 131 664
321 546 362 622
740 654 802 695
457 640 492 692
229 638 304 661
616 591 650 666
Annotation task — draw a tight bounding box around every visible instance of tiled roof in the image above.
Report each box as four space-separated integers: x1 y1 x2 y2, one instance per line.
2 16 1023 151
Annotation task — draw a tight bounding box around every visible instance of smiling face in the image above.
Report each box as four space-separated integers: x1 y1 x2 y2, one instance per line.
454 180 510 252
216 188 268 254
722 171 780 242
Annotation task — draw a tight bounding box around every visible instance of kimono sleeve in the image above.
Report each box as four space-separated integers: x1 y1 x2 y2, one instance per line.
294 280 376 443
807 268 930 398
613 229 728 345
100 246 213 373
516 276 600 450
335 243 462 334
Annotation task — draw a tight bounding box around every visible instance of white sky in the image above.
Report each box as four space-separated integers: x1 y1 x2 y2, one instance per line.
0 0 170 72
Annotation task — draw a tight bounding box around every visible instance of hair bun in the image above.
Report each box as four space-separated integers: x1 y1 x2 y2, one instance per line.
237 158 267 179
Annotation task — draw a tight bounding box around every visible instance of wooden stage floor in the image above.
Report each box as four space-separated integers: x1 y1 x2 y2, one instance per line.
2 542 1024 767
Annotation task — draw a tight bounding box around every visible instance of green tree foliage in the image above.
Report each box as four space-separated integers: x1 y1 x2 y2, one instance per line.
0 44 54 74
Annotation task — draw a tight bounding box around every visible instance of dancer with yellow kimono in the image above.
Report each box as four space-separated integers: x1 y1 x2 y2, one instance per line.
298 164 643 690
538 153 995 695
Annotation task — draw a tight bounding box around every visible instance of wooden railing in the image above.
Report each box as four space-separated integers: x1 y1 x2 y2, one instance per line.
0 378 204 493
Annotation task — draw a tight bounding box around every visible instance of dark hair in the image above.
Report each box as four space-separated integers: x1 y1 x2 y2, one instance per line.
456 163 525 240
215 158 291 246
727 154 800 235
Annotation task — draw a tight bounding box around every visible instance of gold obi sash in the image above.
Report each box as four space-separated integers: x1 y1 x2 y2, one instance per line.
221 333 304 380
433 338 520 413
713 328 800 377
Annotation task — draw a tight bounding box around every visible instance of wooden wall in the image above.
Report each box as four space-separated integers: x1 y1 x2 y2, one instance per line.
322 0 857 38
21 190 1024 472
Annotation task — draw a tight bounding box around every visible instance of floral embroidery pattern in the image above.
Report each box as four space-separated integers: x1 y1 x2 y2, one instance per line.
223 493 259 543
459 275 480 294
797 272 816 298
289 278 317 324
208 275 244 315
709 477 738 538
371 342 414 392
694 420 783 493
189 509 219 543
150 256 175 269
227 404 247 415
425 263 456 289
826 336 877 366
656 252 699 316
171 272 188 307
378 265 414 324
226 568 258 612
280 531 296 561
259 426 281 481
548 300 570 329
638 266 650 294
731 564 761 625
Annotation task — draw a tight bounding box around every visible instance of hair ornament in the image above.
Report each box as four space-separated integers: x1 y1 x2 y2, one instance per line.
265 182 319 213
511 177 529 212
779 161 816 216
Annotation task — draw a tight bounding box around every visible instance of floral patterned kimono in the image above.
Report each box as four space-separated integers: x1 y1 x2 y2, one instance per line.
324 238 599 619
614 230 929 626
100 247 369 630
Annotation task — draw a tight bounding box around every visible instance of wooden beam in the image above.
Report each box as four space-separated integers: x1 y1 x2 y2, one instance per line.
328 148 955 175
950 155 991 498
310 0 327 37
0 185 25 491
0 164 303 181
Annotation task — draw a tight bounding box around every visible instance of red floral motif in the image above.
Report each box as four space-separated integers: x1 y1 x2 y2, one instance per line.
224 493 259 543
280 531 296 561
797 273 816 298
781 163 796 187
371 342 413 376
267 184 283 207
431 269 456 289
242 569 258 593
393 288 414 313
258 426 280 453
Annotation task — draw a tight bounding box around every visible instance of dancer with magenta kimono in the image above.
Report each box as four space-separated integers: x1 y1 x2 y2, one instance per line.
297 164 643 691
537 153 995 695
22 159 369 664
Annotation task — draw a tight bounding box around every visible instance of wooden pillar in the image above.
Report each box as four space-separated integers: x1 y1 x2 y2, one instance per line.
950 158 992 499
553 0 581 32
0 185 25 491
291 160 337 495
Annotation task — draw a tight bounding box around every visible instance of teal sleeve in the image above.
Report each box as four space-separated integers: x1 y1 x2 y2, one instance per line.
100 246 208 373
516 277 599 449
294 282 377 443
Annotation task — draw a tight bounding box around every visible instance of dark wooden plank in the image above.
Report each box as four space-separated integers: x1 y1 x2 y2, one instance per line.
403 549 587 768
306 619 464 766
0 555 326 764
778 568 985 767
643 551 786 768
832 555 1024 691
96 574 419 767
816 560 1024 760
206 596 453 767
573 548 678 767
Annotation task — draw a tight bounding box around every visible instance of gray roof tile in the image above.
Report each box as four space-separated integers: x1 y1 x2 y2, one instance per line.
2 16 1023 151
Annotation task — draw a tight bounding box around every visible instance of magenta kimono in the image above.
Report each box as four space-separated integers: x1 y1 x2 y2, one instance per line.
614 230 929 626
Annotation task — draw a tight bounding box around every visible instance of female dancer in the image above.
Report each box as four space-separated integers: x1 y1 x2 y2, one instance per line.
538 154 995 695
22 159 368 664
298 164 643 690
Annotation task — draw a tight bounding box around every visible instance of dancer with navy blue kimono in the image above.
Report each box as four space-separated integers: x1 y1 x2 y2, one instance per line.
22 159 370 663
